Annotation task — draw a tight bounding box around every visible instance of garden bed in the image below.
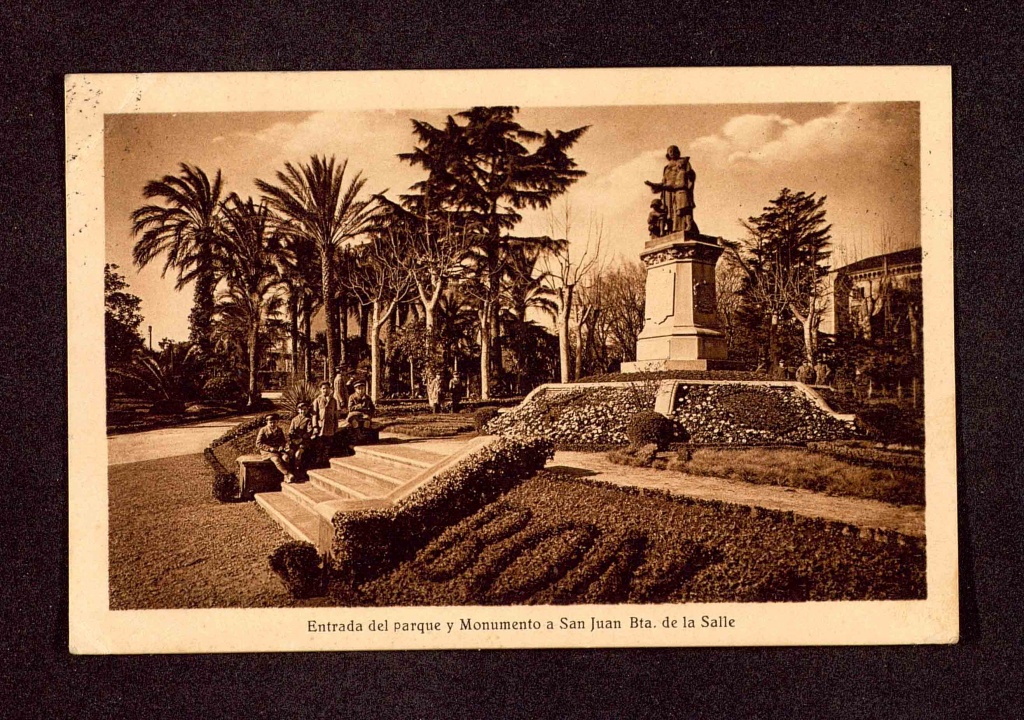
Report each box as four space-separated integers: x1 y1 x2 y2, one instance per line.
578 370 768 383
337 471 925 606
484 384 660 448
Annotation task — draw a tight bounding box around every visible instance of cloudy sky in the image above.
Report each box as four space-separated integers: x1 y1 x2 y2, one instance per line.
105 102 920 342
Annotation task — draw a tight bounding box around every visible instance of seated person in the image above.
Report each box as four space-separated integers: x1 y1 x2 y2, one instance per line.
346 380 376 428
287 402 315 478
255 413 295 484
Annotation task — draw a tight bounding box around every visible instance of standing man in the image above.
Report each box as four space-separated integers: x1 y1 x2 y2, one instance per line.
332 364 348 416
311 381 340 464
448 371 464 414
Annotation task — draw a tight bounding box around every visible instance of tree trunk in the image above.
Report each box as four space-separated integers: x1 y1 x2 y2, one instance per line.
288 289 299 379
369 301 381 404
321 248 337 379
247 323 259 407
557 313 571 383
478 305 491 400
302 297 312 380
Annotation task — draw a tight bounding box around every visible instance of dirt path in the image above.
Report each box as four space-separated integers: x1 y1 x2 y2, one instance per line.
107 412 263 466
550 451 925 537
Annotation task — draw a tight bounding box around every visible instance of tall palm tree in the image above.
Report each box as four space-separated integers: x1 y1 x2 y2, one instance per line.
255 155 374 377
130 163 224 356
214 195 286 406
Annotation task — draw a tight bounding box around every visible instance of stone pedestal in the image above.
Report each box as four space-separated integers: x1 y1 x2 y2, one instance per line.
621 232 730 373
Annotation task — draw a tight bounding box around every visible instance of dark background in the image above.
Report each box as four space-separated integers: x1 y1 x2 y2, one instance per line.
3 1 1022 717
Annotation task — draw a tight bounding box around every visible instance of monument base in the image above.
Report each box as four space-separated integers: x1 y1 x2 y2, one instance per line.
620 358 747 373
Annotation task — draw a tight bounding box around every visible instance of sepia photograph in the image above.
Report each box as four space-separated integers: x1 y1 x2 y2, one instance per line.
67 67 956 652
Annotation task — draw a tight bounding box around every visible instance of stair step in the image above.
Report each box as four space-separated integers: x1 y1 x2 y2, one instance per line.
308 466 399 500
332 453 421 484
254 491 319 545
354 444 447 469
281 481 350 508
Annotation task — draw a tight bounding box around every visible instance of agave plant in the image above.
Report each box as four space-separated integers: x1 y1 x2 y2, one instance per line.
279 379 320 418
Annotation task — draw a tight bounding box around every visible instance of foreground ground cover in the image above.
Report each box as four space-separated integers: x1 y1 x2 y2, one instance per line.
109 453 324 608
339 471 926 606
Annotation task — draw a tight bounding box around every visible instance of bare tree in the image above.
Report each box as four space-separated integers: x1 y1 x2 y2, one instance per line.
542 201 603 383
342 237 413 403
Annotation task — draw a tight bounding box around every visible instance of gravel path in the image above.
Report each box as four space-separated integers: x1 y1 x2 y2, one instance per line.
108 452 329 609
107 412 264 466
550 451 925 537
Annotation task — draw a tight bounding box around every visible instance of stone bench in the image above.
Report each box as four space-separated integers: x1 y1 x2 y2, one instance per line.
237 454 283 500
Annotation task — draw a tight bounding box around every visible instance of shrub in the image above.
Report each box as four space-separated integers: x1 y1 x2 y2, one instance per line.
607 443 659 468
331 436 553 586
149 398 186 415
474 407 500 432
208 449 240 502
269 541 324 598
202 375 246 408
626 411 675 449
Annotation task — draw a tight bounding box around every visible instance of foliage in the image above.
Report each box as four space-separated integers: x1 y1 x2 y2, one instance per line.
473 407 500 431
201 374 247 408
671 384 857 444
269 541 324 598
344 472 926 606
110 342 201 404
208 450 240 502
384 415 476 438
485 385 660 449
625 411 675 450
578 369 768 383
331 437 554 586
131 163 225 356
726 188 832 365
203 416 266 501
104 264 145 366
256 155 374 376
280 379 319 417
678 446 925 506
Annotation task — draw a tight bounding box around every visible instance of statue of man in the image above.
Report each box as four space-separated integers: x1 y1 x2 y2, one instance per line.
645 146 698 236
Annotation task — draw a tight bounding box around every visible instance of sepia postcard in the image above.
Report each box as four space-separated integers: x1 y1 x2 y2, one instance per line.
67 66 956 653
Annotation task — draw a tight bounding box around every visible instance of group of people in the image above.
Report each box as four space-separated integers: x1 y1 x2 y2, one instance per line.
255 371 377 485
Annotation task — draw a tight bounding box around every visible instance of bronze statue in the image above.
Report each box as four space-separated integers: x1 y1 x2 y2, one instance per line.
645 146 698 236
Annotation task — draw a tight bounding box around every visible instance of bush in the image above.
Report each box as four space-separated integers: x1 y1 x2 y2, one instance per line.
202 375 247 408
149 398 186 415
331 436 554 586
606 443 659 468
204 416 266 502
269 541 324 598
474 407 500 432
208 450 240 502
626 411 675 450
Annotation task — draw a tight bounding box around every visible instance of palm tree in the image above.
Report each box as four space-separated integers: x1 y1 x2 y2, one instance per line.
130 163 224 356
213 195 286 406
255 155 374 377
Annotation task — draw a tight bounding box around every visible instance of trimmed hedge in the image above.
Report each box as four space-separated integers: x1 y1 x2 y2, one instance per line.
331 436 554 586
347 471 925 606
269 540 325 598
626 411 675 449
204 415 266 502
672 384 857 444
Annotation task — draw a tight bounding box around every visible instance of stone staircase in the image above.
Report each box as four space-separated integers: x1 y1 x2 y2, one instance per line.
254 437 482 551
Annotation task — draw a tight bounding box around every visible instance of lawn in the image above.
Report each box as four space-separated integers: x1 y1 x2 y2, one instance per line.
676 447 925 506
108 452 325 609
336 471 926 606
